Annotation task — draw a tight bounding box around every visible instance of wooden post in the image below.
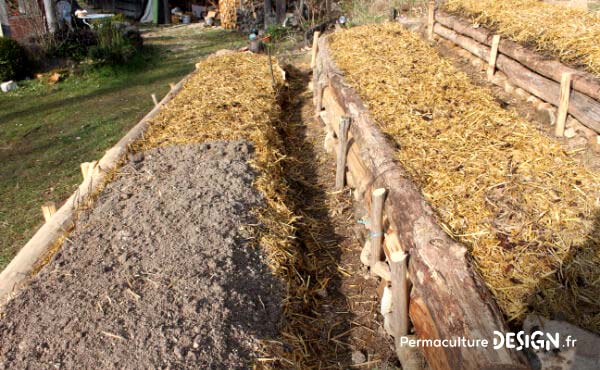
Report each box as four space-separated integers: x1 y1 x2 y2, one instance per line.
390 252 409 337
427 1 435 41
370 188 386 270
315 82 324 116
311 31 320 69
151 94 158 106
80 161 97 181
556 72 573 137
80 162 91 181
487 35 501 80
336 117 351 190
41 202 57 222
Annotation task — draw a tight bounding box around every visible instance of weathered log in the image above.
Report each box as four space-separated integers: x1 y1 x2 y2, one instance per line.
435 11 600 104
434 23 600 133
316 37 530 370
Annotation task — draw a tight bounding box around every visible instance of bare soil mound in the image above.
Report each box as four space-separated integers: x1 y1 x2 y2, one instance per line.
0 141 283 369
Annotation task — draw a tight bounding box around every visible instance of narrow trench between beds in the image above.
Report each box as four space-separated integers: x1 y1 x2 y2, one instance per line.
275 61 399 368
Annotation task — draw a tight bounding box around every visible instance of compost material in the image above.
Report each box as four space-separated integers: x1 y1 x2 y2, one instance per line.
329 24 600 333
445 0 600 76
0 142 283 369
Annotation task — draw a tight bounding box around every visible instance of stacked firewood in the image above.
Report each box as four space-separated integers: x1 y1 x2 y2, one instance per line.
219 0 238 29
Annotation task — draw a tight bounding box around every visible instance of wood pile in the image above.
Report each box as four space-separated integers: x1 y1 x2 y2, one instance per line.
219 0 238 29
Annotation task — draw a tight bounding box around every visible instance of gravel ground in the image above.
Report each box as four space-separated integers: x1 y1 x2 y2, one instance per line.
0 141 283 369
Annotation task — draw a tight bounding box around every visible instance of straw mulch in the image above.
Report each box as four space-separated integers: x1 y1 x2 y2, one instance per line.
329 24 600 333
134 53 331 367
444 0 600 76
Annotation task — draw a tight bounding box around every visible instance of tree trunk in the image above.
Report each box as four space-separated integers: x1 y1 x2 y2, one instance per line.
275 0 286 24
264 0 273 27
43 0 58 33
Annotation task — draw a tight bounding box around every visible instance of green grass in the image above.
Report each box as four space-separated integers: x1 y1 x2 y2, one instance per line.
0 26 246 268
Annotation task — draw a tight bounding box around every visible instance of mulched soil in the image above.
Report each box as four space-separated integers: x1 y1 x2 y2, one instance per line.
279 59 399 368
0 142 283 369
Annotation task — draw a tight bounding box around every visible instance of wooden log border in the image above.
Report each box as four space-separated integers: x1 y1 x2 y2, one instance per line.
0 73 192 304
433 11 600 134
315 36 530 370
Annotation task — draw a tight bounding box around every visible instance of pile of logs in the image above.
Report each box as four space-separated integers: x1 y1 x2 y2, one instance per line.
219 0 238 29
312 34 530 370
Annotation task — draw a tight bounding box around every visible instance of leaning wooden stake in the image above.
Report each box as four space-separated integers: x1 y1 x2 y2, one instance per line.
151 93 158 106
487 35 501 80
390 252 409 337
336 116 351 190
41 202 57 222
311 31 321 69
427 1 435 41
556 72 573 137
80 161 97 182
80 162 91 181
370 188 387 270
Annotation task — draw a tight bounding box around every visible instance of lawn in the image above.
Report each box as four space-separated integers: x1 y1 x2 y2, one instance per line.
0 26 246 269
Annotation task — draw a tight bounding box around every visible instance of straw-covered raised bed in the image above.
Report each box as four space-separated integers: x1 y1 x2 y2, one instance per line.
444 0 600 77
326 23 600 335
0 53 324 367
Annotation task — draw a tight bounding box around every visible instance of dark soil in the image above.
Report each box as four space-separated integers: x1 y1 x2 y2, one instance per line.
0 142 283 369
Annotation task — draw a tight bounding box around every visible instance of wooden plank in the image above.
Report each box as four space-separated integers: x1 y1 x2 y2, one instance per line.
316 36 530 370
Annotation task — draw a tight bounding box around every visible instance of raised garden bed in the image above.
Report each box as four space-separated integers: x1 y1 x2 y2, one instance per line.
313 23 600 369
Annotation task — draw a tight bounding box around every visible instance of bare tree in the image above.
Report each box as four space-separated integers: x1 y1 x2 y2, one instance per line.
42 0 57 33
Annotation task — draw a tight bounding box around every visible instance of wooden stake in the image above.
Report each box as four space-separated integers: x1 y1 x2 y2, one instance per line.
372 261 392 281
80 161 97 181
370 188 387 270
427 1 435 41
315 82 325 116
151 93 158 106
80 162 91 181
41 202 57 222
556 72 573 137
335 116 351 190
311 31 320 69
487 35 501 80
390 252 409 337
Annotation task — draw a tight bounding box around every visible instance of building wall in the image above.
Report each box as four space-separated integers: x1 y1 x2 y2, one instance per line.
1 0 46 41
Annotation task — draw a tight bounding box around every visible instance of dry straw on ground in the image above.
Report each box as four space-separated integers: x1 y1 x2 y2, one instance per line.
445 0 600 76
329 23 600 333
135 53 332 367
